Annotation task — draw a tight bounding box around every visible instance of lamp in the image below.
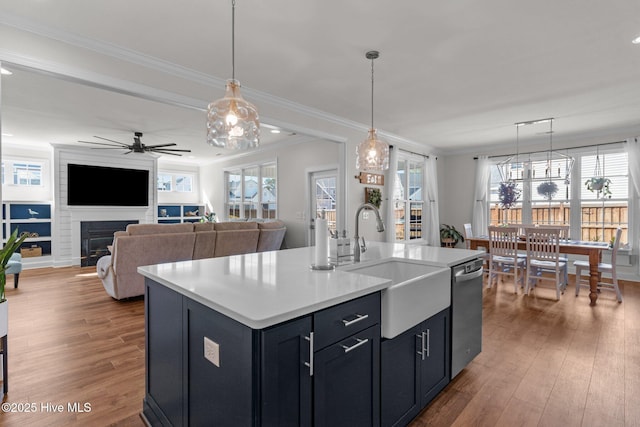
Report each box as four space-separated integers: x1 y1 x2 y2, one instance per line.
206 0 260 150
356 51 389 171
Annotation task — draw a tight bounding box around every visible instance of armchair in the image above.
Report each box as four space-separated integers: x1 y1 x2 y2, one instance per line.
5 253 22 288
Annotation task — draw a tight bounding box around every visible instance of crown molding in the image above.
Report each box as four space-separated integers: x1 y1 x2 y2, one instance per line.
0 13 428 150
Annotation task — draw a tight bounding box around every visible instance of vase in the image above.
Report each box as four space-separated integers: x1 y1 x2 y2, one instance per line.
0 300 7 338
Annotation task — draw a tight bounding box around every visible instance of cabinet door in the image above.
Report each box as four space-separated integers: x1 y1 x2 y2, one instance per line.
419 309 450 407
314 325 380 427
380 325 421 427
261 316 312 427
144 280 184 426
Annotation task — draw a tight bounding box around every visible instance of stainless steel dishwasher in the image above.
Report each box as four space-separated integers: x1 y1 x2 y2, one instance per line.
451 258 484 378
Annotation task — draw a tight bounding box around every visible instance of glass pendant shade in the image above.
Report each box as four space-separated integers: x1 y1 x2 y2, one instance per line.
207 79 260 149
356 128 389 171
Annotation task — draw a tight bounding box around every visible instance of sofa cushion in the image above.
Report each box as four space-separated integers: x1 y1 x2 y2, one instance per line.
214 222 258 231
193 231 217 260
257 228 286 252
193 222 216 232
257 220 286 230
214 229 260 257
126 223 194 235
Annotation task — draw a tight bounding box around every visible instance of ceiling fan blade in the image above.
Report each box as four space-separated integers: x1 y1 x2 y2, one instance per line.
149 148 191 152
93 136 130 146
123 150 133 155
151 150 183 156
78 140 129 148
144 143 178 149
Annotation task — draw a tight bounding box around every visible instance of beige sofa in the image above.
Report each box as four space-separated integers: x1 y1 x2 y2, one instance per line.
96 220 286 300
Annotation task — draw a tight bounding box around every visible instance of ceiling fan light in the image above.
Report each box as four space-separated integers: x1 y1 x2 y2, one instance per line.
207 79 260 149
356 129 389 171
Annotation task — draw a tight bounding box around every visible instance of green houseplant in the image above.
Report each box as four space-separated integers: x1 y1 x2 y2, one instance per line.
585 176 612 198
440 224 465 247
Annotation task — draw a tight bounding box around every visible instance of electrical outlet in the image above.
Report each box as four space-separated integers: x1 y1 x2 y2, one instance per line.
204 337 220 367
363 211 370 220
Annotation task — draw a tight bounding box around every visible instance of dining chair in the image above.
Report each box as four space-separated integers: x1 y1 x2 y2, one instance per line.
524 227 566 300
573 227 623 303
463 223 489 272
522 224 569 288
487 225 525 293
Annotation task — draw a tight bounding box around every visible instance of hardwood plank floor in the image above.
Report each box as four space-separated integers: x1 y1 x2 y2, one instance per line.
0 267 638 426
412 275 640 427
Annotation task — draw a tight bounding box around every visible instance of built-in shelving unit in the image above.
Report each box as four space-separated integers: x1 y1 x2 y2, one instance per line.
157 204 205 224
2 202 53 267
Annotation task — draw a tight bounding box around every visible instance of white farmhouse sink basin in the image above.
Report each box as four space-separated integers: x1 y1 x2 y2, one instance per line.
343 259 451 338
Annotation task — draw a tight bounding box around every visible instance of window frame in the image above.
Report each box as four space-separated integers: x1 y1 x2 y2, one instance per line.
488 145 632 248
224 161 278 220
391 153 425 242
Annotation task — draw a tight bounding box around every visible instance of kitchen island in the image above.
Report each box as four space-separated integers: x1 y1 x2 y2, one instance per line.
139 242 481 427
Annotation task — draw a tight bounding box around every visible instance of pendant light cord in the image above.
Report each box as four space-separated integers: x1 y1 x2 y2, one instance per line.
370 55 374 129
231 0 236 81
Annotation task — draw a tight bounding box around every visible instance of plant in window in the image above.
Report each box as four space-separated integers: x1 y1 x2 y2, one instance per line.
440 224 464 247
537 181 558 200
585 176 612 198
498 181 521 209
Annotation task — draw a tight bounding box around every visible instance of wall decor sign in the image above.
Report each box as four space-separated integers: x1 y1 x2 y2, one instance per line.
356 172 384 186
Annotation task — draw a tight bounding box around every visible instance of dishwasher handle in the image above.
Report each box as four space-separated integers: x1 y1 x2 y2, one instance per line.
454 267 484 283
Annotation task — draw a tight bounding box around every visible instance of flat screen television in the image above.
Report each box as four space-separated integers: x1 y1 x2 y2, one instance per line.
67 163 149 207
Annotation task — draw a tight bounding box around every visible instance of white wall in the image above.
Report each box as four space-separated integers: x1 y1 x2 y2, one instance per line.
201 139 340 249
157 160 201 205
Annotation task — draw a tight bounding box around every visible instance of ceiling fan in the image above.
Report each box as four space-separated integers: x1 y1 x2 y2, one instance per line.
78 131 191 156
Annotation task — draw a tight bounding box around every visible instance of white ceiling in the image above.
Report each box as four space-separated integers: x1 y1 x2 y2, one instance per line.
2 0 640 162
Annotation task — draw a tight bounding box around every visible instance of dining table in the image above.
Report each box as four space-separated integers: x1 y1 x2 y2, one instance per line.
467 236 609 305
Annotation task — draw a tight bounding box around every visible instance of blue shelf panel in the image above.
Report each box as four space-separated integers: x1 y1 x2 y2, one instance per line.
9 203 52 220
10 222 51 238
158 205 181 218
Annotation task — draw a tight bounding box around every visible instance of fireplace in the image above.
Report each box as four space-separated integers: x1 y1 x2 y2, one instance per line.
80 220 138 267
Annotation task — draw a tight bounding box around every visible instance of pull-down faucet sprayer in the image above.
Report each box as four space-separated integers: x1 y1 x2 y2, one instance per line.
354 203 385 262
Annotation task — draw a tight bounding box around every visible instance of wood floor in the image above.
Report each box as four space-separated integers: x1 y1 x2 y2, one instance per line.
0 267 638 426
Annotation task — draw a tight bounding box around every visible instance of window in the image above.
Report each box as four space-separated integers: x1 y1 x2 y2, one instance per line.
157 174 172 192
225 162 277 220
12 162 42 186
157 172 193 193
392 155 424 241
489 146 630 246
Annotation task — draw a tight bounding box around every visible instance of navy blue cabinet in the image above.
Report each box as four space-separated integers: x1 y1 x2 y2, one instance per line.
143 279 381 427
261 316 312 427
314 324 380 427
381 308 450 427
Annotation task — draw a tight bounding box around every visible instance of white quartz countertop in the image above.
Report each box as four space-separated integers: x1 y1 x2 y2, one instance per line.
138 242 482 329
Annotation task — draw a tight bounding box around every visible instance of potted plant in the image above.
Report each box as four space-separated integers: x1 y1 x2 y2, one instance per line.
200 211 218 223
0 229 28 337
365 187 382 209
585 176 612 198
498 181 521 209
440 224 464 247
537 181 558 200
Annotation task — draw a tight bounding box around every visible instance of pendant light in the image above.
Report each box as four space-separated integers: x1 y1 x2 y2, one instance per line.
356 50 389 171
206 0 260 150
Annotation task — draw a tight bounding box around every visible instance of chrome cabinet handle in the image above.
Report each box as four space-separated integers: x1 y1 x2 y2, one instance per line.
341 337 369 353
426 329 430 358
304 332 314 376
416 331 427 360
342 313 369 327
